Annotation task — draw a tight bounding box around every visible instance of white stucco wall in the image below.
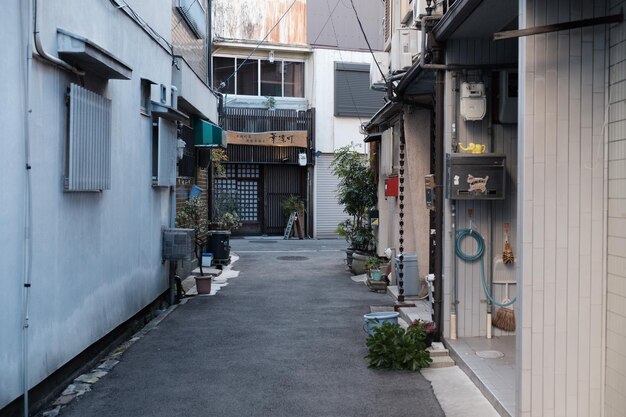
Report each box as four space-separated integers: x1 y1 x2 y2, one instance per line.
310 48 375 153
1 0 215 409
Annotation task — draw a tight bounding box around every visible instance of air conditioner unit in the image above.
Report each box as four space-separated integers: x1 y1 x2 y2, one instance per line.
401 0 413 24
413 0 442 26
370 52 390 89
390 29 419 72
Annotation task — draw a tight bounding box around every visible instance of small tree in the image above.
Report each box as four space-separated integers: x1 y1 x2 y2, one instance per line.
176 197 209 275
331 145 377 252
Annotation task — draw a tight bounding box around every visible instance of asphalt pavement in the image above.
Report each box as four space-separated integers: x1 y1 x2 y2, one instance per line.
58 237 445 417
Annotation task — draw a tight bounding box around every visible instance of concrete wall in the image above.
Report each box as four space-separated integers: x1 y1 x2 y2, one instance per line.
307 0 384 50
0 0 202 409
606 0 626 415
213 0 307 46
518 1 607 415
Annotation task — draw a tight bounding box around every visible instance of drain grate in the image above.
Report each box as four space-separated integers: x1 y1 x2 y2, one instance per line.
476 350 505 359
276 256 309 261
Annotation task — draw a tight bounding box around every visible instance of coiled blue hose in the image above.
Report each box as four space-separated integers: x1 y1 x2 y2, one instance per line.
455 229 516 307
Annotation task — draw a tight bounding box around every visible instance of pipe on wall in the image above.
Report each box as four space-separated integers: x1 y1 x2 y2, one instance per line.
33 0 84 75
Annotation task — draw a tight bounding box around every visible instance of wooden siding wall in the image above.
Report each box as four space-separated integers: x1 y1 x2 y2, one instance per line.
519 1 607 416
442 38 519 339
606 0 626 415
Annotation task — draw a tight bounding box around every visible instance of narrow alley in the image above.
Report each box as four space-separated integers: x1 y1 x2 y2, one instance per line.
57 239 445 417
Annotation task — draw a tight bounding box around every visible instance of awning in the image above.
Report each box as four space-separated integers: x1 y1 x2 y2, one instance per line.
57 29 132 80
194 119 226 148
151 102 189 122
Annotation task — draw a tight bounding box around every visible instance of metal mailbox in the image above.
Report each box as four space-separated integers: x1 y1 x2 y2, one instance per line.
446 154 506 200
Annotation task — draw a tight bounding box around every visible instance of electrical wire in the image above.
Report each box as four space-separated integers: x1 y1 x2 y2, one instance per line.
217 0 298 91
327 2 362 123
348 0 387 84
455 229 516 307
311 0 343 46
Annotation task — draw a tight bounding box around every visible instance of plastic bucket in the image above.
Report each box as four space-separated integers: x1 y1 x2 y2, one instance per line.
202 253 213 267
363 311 400 335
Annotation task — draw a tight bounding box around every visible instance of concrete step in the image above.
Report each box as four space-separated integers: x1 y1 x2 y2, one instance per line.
429 355 456 368
427 342 450 357
397 305 433 324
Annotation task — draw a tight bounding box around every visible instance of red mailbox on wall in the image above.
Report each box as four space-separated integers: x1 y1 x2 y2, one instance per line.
384 176 399 197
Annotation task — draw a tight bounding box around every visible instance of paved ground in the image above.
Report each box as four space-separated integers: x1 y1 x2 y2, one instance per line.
59 238 445 417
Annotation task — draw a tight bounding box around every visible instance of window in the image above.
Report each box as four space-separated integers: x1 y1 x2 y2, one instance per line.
236 59 258 96
284 61 304 97
261 60 282 96
65 83 111 192
334 62 386 117
152 118 177 187
140 79 152 114
213 56 305 98
214 57 235 93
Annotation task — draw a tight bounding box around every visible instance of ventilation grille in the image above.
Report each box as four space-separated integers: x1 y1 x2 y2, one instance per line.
66 84 111 191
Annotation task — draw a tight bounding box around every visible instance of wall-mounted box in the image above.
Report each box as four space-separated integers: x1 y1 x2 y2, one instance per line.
446 154 506 200
385 176 399 197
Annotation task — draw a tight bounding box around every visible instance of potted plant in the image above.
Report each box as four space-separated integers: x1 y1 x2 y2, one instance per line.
365 321 432 371
176 196 212 294
331 145 377 271
281 194 305 238
207 191 242 265
365 256 383 281
409 320 438 347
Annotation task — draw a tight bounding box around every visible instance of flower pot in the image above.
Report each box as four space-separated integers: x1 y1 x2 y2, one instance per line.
351 251 368 275
195 276 212 294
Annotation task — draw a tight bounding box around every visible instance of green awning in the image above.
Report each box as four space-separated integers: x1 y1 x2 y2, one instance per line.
194 119 226 148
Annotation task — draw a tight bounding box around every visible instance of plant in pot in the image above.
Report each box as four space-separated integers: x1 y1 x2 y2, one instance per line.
208 191 242 265
176 196 212 294
365 321 432 371
365 256 383 281
281 194 305 238
331 145 377 272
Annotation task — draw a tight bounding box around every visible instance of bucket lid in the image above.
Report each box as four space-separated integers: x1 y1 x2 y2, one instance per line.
363 312 399 320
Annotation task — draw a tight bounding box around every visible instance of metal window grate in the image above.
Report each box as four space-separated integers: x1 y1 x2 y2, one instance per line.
66 84 112 191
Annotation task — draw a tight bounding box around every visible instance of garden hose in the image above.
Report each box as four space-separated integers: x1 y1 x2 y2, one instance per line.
455 229 516 308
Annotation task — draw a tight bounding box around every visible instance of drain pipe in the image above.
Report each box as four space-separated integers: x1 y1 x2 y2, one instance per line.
450 202 457 339
21 2 35 416
33 0 83 75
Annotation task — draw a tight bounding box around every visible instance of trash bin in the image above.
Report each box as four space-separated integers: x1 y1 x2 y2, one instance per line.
394 253 419 296
206 231 231 262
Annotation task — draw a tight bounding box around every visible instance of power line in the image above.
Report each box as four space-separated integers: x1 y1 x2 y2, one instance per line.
327 1 362 123
218 0 298 91
348 0 387 84
311 0 343 46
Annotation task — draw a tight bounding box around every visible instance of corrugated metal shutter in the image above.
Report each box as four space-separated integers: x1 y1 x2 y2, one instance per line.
315 154 348 239
334 63 386 118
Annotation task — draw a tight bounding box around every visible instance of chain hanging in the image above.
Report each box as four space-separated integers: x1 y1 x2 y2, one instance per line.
398 114 406 303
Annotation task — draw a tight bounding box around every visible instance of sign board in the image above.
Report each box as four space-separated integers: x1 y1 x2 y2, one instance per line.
226 131 308 148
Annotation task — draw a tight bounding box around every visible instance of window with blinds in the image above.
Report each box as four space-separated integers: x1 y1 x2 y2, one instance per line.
334 62 386 118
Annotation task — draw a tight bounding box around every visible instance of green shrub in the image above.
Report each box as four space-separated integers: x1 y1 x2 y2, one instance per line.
365 322 432 371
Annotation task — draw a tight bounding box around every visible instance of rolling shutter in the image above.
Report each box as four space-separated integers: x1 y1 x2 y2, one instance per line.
314 154 349 238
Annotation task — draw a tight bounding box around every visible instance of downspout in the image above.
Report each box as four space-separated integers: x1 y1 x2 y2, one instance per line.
434 67 444 340
33 0 83 75
22 3 34 416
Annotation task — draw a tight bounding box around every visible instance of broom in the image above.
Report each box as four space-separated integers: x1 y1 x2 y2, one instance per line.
492 283 515 331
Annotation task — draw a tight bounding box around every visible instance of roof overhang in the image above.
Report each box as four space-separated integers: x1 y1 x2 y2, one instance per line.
433 0 518 41
151 102 189 122
57 29 132 80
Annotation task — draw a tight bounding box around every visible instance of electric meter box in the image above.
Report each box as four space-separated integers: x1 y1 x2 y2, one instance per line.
446 154 506 200
460 82 487 121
